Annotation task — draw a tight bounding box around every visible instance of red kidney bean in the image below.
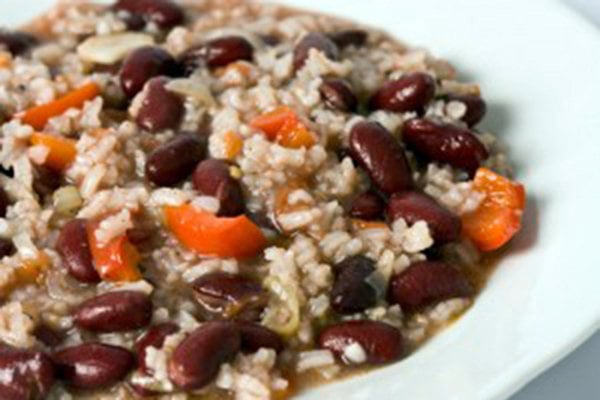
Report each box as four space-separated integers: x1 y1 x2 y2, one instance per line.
0 30 38 55
0 237 15 258
319 320 403 364
135 323 179 375
293 32 339 71
0 347 55 400
402 118 489 174
34 325 64 348
388 261 473 311
126 227 154 246
119 46 181 98
56 219 101 284
32 166 61 199
330 255 378 314
53 343 134 389
236 322 284 353
113 0 184 29
121 12 146 31
349 121 413 194
145 133 205 186
168 321 241 390
387 191 461 245
136 77 183 132
328 29 368 48
369 72 436 113
349 191 384 221
180 36 254 74
319 78 358 112
192 159 245 217
73 291 153 333
192 272 267 321
446 93 487 127
129 382 157 397
0 186 10 218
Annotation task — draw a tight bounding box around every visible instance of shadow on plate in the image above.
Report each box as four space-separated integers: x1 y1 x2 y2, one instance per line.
509 193 541 255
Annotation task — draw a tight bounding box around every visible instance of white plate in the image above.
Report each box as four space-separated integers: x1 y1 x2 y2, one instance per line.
2 1 600 399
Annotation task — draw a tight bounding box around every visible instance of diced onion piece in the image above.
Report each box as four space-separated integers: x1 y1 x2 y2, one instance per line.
53 186 83 216
262 276 301 337
77 33 154 64
166 78 216 107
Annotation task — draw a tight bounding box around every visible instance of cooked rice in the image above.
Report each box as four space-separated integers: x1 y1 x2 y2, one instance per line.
0 0 516 398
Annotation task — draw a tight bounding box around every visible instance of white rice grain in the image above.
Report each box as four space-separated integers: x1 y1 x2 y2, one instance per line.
342 342 367 364
297 349 336 372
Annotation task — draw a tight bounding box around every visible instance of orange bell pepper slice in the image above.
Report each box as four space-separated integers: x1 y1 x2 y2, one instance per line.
223 131 244 159
462 168 526 251
351 219 388 231
250 106 316 149
276 117 316 149
1 252 50 298
164 204 266 259
30 132 77 171
18 82 100 130
87 220 142 282
250 106 297 139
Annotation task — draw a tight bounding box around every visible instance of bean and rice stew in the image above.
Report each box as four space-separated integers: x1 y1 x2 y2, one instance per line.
0 0 527 398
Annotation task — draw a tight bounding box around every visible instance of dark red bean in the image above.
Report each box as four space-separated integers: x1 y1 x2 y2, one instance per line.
135 77 183 132
446 93 487 127
319 320 403 364
126 227 154 246
0 164 14 178
192 159 245 217
192 272 267 321
180 36 254 74
328 29 368 48
319 78 358 112
246 210 278 232
0 186 10 218
32 166 61 199
135 323 178 375
387 191 461 245
73 290 153 333
402 118 489 174
369 72 435 113
0 347 55 400
56 219 101 284
120 12 146 31
168 321 241 390
145 133 205 186
129 382 157 397
349 121 413 194
330 255 377 314
236 322 284 353
53 343 134 389
0 30 38 55
0 237 15 258
113 0 184 29
388 261 473 311
293 32 339 71
349 191 384 220
119 46 180 98
34 325 64 348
